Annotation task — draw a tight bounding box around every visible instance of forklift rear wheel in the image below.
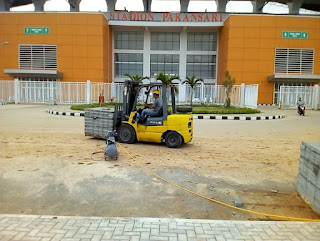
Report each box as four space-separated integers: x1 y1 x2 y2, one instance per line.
118 125 136 144
165 132 182 148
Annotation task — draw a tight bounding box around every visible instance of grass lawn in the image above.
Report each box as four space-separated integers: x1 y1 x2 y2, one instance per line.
190 105 260 114
71 103 260 114
70 103 116 111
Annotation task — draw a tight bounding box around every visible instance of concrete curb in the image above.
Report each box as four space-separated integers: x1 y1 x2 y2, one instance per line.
0 213 311 225
46 109 284 120
193 114 285 120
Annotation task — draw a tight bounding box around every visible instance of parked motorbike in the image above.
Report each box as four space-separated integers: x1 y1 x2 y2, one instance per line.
298 104 305 116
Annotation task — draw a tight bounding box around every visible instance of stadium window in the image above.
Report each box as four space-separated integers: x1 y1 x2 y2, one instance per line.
114 53 143 77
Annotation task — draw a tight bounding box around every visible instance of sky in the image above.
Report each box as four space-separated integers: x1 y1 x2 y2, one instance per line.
10 0 320 15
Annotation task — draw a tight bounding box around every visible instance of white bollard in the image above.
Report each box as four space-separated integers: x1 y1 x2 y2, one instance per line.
14 78 19 104
240 83 245 108
313 84 319 110
86 80 91 104
179 82 186 105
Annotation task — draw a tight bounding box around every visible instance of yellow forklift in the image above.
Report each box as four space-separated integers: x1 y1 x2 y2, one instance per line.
114 80 193 148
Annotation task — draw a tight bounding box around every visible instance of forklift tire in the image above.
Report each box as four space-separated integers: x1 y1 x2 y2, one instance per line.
165 132 182 148
118 125 136 144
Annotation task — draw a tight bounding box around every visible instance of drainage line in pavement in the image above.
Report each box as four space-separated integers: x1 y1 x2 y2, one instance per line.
118 143 320 222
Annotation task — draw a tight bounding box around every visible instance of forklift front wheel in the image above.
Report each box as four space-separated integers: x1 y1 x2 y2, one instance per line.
118 125 136 144
165 132 182 148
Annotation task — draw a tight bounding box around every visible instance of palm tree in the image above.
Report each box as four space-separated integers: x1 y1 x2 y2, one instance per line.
155 73 180 86
124 73 149 82
182 75 203 107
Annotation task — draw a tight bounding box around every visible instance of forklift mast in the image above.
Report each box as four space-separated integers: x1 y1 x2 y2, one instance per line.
122 80 139 119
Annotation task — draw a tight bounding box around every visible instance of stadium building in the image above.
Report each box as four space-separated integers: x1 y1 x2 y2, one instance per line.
0 0 320 104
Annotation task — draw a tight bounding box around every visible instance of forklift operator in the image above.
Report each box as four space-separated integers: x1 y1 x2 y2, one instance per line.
137 89 163 122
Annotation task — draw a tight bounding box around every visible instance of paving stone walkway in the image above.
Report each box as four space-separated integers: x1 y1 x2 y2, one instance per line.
0 214 319 241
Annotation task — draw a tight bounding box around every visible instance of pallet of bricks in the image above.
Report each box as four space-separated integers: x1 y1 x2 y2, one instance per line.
84 107 115 139
297 141 320 214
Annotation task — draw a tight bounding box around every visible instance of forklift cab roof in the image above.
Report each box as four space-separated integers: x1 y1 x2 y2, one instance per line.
123 80 177 121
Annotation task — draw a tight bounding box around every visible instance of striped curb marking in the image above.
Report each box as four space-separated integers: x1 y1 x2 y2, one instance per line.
47 110 284 120
193 114 284 120
258 104 276 106
1 102 13 105
46 110 84 117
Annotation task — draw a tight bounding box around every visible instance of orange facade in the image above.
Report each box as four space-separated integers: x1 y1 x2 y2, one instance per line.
218 14 320 104
0 12 112 82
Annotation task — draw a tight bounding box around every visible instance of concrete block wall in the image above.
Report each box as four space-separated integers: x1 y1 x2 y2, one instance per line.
297 142 320 214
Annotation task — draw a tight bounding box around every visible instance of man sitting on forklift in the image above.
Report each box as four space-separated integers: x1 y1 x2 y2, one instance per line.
137 89 163 122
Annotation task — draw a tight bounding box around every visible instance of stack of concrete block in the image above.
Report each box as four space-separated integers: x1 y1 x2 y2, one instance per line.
297 141 320 214
84 107 114 139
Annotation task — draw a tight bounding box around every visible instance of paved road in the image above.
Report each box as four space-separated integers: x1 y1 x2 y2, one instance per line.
0 214 319 241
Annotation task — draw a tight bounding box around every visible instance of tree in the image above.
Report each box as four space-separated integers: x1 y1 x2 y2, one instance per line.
223 70 236 108
124 73 149 82
155 72 180 93
182 75 203 107
155 73 180 86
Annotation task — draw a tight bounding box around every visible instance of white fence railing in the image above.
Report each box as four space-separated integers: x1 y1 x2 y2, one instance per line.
0 80 14 103
279 86 314 108
58 82 86 104
244 84 259 109
1 80 262 108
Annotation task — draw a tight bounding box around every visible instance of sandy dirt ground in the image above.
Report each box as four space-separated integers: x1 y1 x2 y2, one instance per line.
0 104 320 221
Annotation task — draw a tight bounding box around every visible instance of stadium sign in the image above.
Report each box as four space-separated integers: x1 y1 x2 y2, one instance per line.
106 11 226 23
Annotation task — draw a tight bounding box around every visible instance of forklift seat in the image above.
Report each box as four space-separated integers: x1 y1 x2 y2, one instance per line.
140 107 163 125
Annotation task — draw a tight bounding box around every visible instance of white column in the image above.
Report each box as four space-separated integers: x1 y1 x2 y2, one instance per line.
143 29 151 81
86 80 91 104
14 79 19 104
313 84 319 110
200 82 204 103
111 82 116 98
179 30 187 103
178 82 186 104
240 83 246 107
50 81 54 102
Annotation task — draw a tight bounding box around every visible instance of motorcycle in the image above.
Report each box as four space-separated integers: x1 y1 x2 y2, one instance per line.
298 104 305 116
